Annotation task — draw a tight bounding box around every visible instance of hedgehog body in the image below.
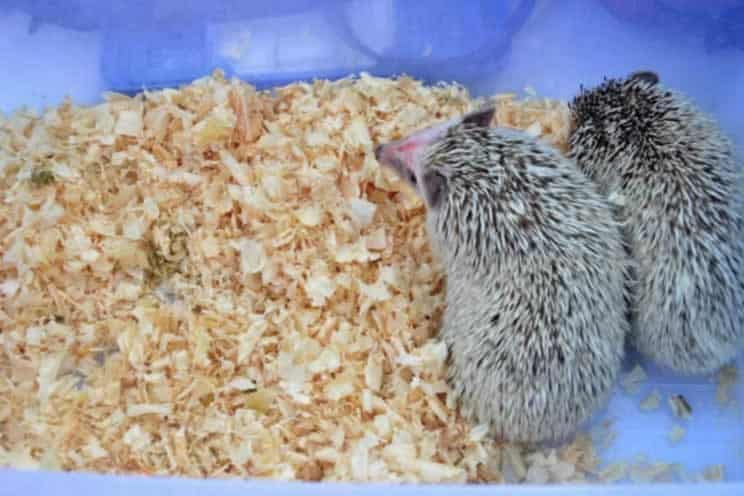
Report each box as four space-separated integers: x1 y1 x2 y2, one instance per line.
569 71 744 375
376 110 629 443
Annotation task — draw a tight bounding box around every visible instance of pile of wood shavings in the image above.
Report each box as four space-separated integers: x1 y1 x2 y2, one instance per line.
0 70 592 483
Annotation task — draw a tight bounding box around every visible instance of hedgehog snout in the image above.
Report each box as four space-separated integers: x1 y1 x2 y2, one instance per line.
374 144 384 162
375 143 416 190
374 142 399 171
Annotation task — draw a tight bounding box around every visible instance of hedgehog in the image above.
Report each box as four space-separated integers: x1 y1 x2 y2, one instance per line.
568 70 744 375
374 107 630 444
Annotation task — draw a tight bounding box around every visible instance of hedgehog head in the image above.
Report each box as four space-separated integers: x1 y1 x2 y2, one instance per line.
374 106 496 207
375 107 564 269
569 70 662 175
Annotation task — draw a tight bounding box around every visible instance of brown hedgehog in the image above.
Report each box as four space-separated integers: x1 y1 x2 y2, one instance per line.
569 70 744 375
375 108 629 443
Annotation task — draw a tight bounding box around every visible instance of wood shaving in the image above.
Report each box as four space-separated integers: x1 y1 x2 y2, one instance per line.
503 445 528 482
629 456 677 483
558 433 598 479
524 449 578 484
667 424 686 444
716 365 738 407
621 364 647 395
639 389 661 412
0 70 587 483
589 420 617 452
675 465 697 484
597 461 627 483
668 394 693 421
702 464 725 482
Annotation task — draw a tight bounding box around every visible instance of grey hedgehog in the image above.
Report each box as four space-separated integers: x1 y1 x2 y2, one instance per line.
569 70 744 375
375 108 629 443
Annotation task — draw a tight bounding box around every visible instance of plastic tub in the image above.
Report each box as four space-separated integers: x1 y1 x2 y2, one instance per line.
1 0 743 494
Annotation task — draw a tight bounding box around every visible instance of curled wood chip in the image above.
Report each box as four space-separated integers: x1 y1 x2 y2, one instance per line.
702 464 725 481
667 424 686 444
716 365 738 407
668 394 692 420
525 464 550 484
504 445 527 482
39 448 62 471
589 420 617 451
598 461 627 483
621 364 647 395
114 110 143 137
640 389 661 412
126 403 172 417
629 458 675 483
244 389 274 413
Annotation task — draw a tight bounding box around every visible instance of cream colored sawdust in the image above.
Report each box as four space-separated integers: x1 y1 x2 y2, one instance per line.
716 365 737 407
0 70 590 483
639 389 661 412
667 424 686 445
620 364 647 395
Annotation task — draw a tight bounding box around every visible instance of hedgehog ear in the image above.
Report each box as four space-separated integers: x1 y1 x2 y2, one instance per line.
422 171 447 209
461 106 496 129
629 70 659 86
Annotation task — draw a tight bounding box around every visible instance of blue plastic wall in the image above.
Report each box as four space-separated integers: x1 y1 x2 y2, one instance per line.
2 0 744 150
1 1 744 495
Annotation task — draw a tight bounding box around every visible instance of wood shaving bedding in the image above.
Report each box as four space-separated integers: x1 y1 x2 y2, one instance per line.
702 464 725 482
668 394 693 421
667 424 686 444
0 69 592 483
716 365 738 407
639 389 661 412
628 455 678 483
589 420 617 452
597 461 627 483
620 364 647 395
